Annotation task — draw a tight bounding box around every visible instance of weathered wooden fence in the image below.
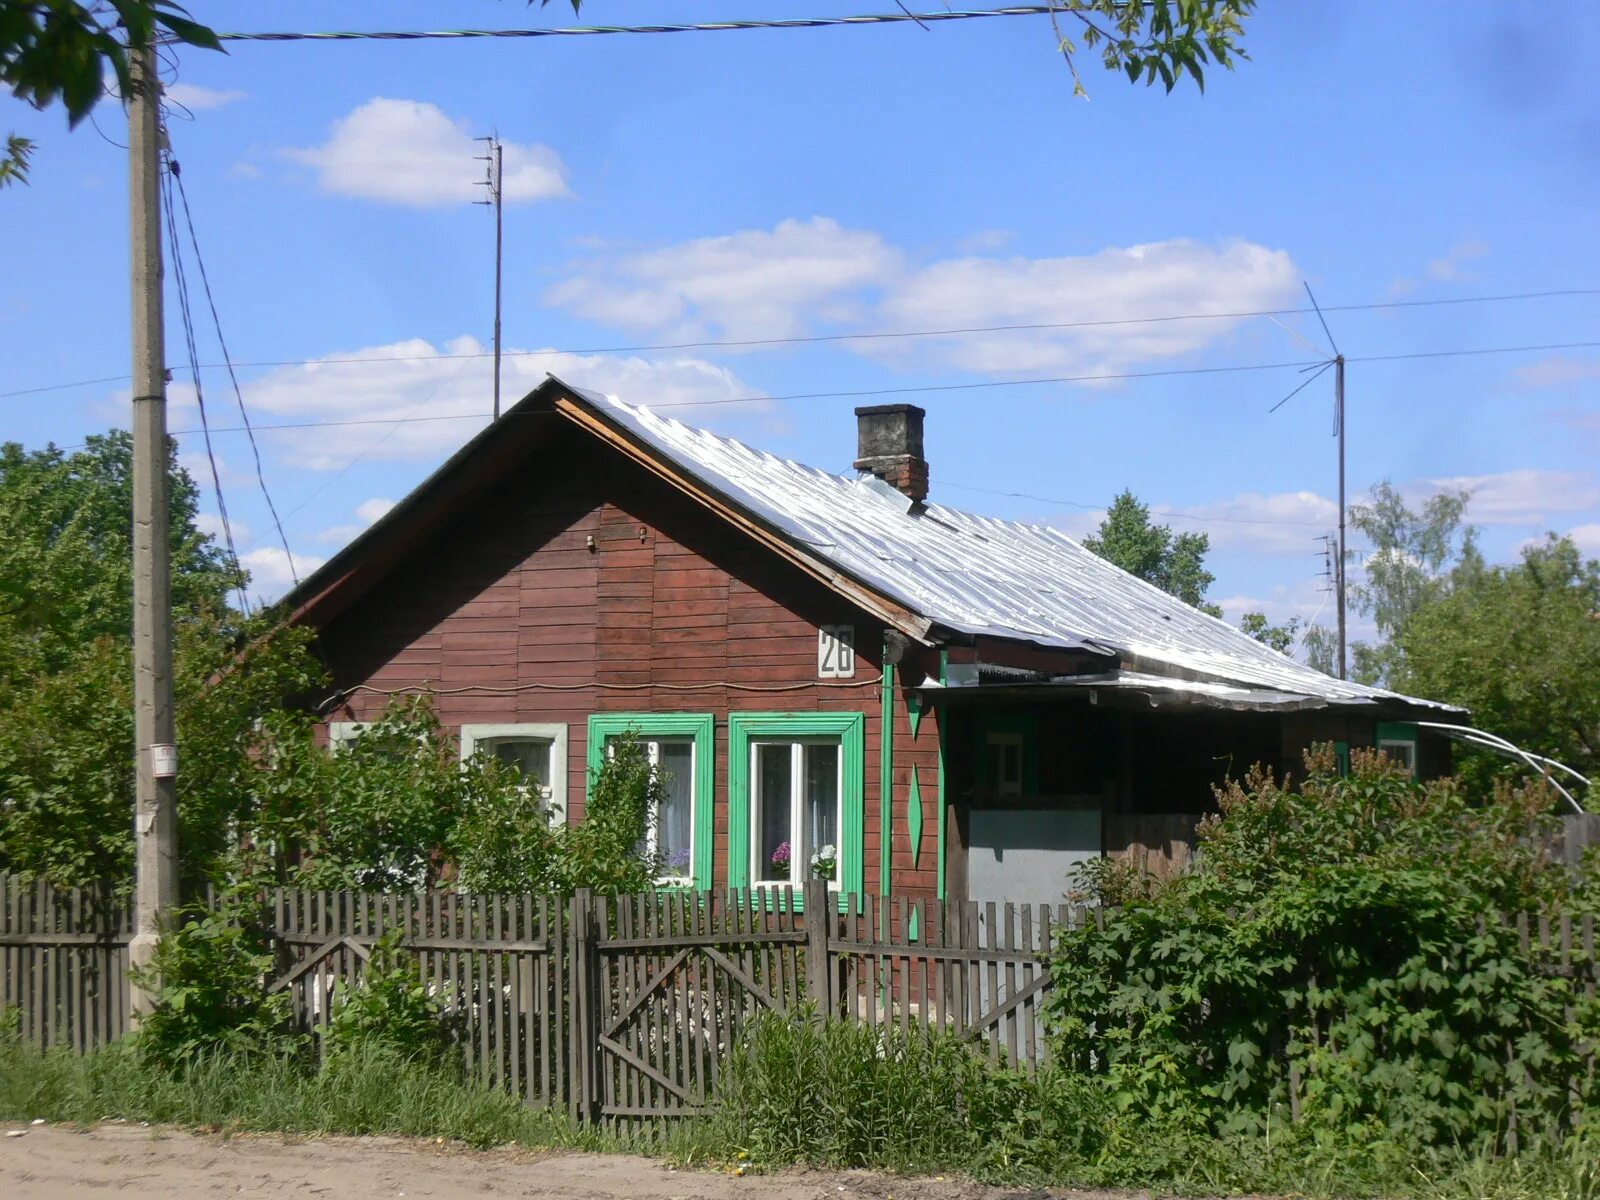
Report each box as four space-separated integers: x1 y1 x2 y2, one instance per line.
0 876 131 1052
0 877 1072 1120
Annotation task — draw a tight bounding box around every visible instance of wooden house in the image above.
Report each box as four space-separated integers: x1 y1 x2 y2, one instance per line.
282 378 1457 907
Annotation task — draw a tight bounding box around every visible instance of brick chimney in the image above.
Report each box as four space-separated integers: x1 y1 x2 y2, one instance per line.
853 403 928 503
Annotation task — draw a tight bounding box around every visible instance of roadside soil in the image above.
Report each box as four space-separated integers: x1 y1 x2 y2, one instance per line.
0 1122 1165 1200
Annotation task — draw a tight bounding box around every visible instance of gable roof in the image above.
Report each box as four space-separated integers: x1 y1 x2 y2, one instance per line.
282 376 1455 714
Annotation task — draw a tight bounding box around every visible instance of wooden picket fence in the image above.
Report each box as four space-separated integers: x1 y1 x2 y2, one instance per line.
0 876 1071 1121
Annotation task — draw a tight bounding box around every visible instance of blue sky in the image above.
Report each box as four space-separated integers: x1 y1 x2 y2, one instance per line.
3 1 1598 646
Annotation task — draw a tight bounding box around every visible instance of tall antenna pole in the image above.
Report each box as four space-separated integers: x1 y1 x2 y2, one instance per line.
128 37 178 1015
475 136 504 419
1334 352 1347 680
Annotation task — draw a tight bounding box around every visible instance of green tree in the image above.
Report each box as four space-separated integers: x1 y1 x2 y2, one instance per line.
1398 534 1600 793
1084 490 1220 613
1238 610 1301 654
0 433 243 682
2 1 221 182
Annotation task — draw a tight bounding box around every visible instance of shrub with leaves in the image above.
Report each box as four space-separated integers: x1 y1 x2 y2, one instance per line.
325 929 451 1068
130 896 296 1070
1049 746 1596 1151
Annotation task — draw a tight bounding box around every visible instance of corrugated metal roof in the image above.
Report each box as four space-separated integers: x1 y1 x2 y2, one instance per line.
573 383 1454 712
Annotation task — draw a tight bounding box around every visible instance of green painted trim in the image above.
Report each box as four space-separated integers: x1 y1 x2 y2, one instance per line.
586 713 715 890
727 711 867 910
907 905 921 941
1375 721 1419 745
907 765 924 870
937 649 948 902
1334 741 1351 776
974 710 1040 795
880 653 895 897
907 694 924 740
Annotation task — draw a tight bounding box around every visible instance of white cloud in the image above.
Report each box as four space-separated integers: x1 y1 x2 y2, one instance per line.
231 335 767 468
318 498 399 546
1389 238 1489 297
1420 468 1600 525
1515 356 1600 389
1566 524 1600 555
196 512 252 546
873 238 1300 376
165 82 246 111
356 497 395 524
547 224 1300 377
1161 491 1338 556
546 217 900 342
286 98 570 207
228 162 264 181
240 547 326 604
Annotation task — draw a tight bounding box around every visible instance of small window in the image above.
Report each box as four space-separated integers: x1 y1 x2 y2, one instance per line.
752 739 843 888
1378 739 1417 775
986 732 1025 797
461 723 569 817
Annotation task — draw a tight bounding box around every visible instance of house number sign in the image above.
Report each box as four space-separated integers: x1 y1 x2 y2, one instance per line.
817 625 856 678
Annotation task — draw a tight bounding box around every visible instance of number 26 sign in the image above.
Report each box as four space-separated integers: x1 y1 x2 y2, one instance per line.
817 625 856 678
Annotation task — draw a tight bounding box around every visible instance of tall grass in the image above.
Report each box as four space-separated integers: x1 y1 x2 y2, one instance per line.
0 1035 596 1151
708 1010 1600 1200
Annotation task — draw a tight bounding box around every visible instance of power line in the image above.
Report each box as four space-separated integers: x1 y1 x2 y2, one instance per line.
6 287 1598 401
208 8 1059 43
166 137 299 587
160 152 250 614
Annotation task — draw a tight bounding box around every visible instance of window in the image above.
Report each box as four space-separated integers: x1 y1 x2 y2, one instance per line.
326 721 366 749
752 739 842 887
728 712 865 904
1375 721 1419 778
1378 739 1417 775
973 712 1038 799
586 714 714 889
460 723 568 817
985 732 1025 797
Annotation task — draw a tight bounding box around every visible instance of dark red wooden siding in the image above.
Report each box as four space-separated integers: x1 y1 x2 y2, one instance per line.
317 421 943 902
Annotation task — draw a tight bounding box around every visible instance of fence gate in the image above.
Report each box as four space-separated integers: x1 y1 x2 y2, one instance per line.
584 890 806 1122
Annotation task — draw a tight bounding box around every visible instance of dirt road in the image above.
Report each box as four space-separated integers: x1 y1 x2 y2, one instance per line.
0 1123 1150 1200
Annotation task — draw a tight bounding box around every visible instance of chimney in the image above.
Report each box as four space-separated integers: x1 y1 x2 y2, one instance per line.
853 403 928 503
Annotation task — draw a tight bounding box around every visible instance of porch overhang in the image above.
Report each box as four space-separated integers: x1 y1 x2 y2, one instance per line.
916 668 1463 719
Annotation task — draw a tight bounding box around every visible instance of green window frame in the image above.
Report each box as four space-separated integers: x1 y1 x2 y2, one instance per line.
1375 720 1419 776
586 713 715 890
728 711 866 907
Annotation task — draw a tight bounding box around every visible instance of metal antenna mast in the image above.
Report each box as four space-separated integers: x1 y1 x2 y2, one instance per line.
474 136 504 419
1269 283 1347 680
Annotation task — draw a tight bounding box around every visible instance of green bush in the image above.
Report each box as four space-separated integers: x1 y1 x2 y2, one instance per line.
129 897 297 1070
325 930 451 1068
1049 746 1597 1152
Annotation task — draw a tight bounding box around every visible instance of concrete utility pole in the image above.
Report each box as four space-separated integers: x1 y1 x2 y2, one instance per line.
127 38 178 1016
475 136 504 419
1334 353 1347 681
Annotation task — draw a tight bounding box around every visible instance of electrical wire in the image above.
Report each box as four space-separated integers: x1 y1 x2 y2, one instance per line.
327 674 887 710
6 288 1597 401
160 151 250 614
208 8 1058 43
166 130 299 586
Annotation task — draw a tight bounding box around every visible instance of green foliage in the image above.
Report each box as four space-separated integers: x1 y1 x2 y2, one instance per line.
1399 535 1600 793
1044 0 1254 97
558 732 661 895
2 2 220 127
1049 748 1595 1153
1239 609 1302 653
129 897 296 1070
325 930 451 1068
1083 489 1220 613
1346 479 1480 686
0 133 31 186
